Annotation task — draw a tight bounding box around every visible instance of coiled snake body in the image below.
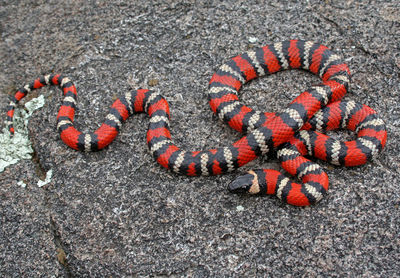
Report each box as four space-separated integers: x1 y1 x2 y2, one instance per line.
6 40 387 206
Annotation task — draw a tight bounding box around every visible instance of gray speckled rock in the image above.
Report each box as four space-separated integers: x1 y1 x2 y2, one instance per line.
1 0 399 276
0 160 66 277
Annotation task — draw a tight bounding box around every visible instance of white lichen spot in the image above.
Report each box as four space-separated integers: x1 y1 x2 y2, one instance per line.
17 180 26 188
236 205 245 212
37 169 53 187
248 37 258 43
0 95 45 172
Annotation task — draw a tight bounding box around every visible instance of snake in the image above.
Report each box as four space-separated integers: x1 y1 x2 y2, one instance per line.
5 40 387 206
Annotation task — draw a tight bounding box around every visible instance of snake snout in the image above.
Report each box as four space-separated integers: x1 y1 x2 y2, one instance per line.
228 173 255 193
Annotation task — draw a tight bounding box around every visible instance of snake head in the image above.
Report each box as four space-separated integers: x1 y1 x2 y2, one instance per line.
228 171 260 194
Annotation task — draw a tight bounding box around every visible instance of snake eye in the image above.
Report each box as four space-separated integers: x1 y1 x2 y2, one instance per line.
228 173 255 193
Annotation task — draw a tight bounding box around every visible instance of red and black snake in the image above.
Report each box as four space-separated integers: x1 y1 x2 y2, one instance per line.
5 40 387 206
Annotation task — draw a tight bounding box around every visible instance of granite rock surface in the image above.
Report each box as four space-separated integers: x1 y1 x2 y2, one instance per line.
1 0 399 276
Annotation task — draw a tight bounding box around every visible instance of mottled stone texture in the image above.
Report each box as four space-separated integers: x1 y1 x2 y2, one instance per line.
1 0 399 276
